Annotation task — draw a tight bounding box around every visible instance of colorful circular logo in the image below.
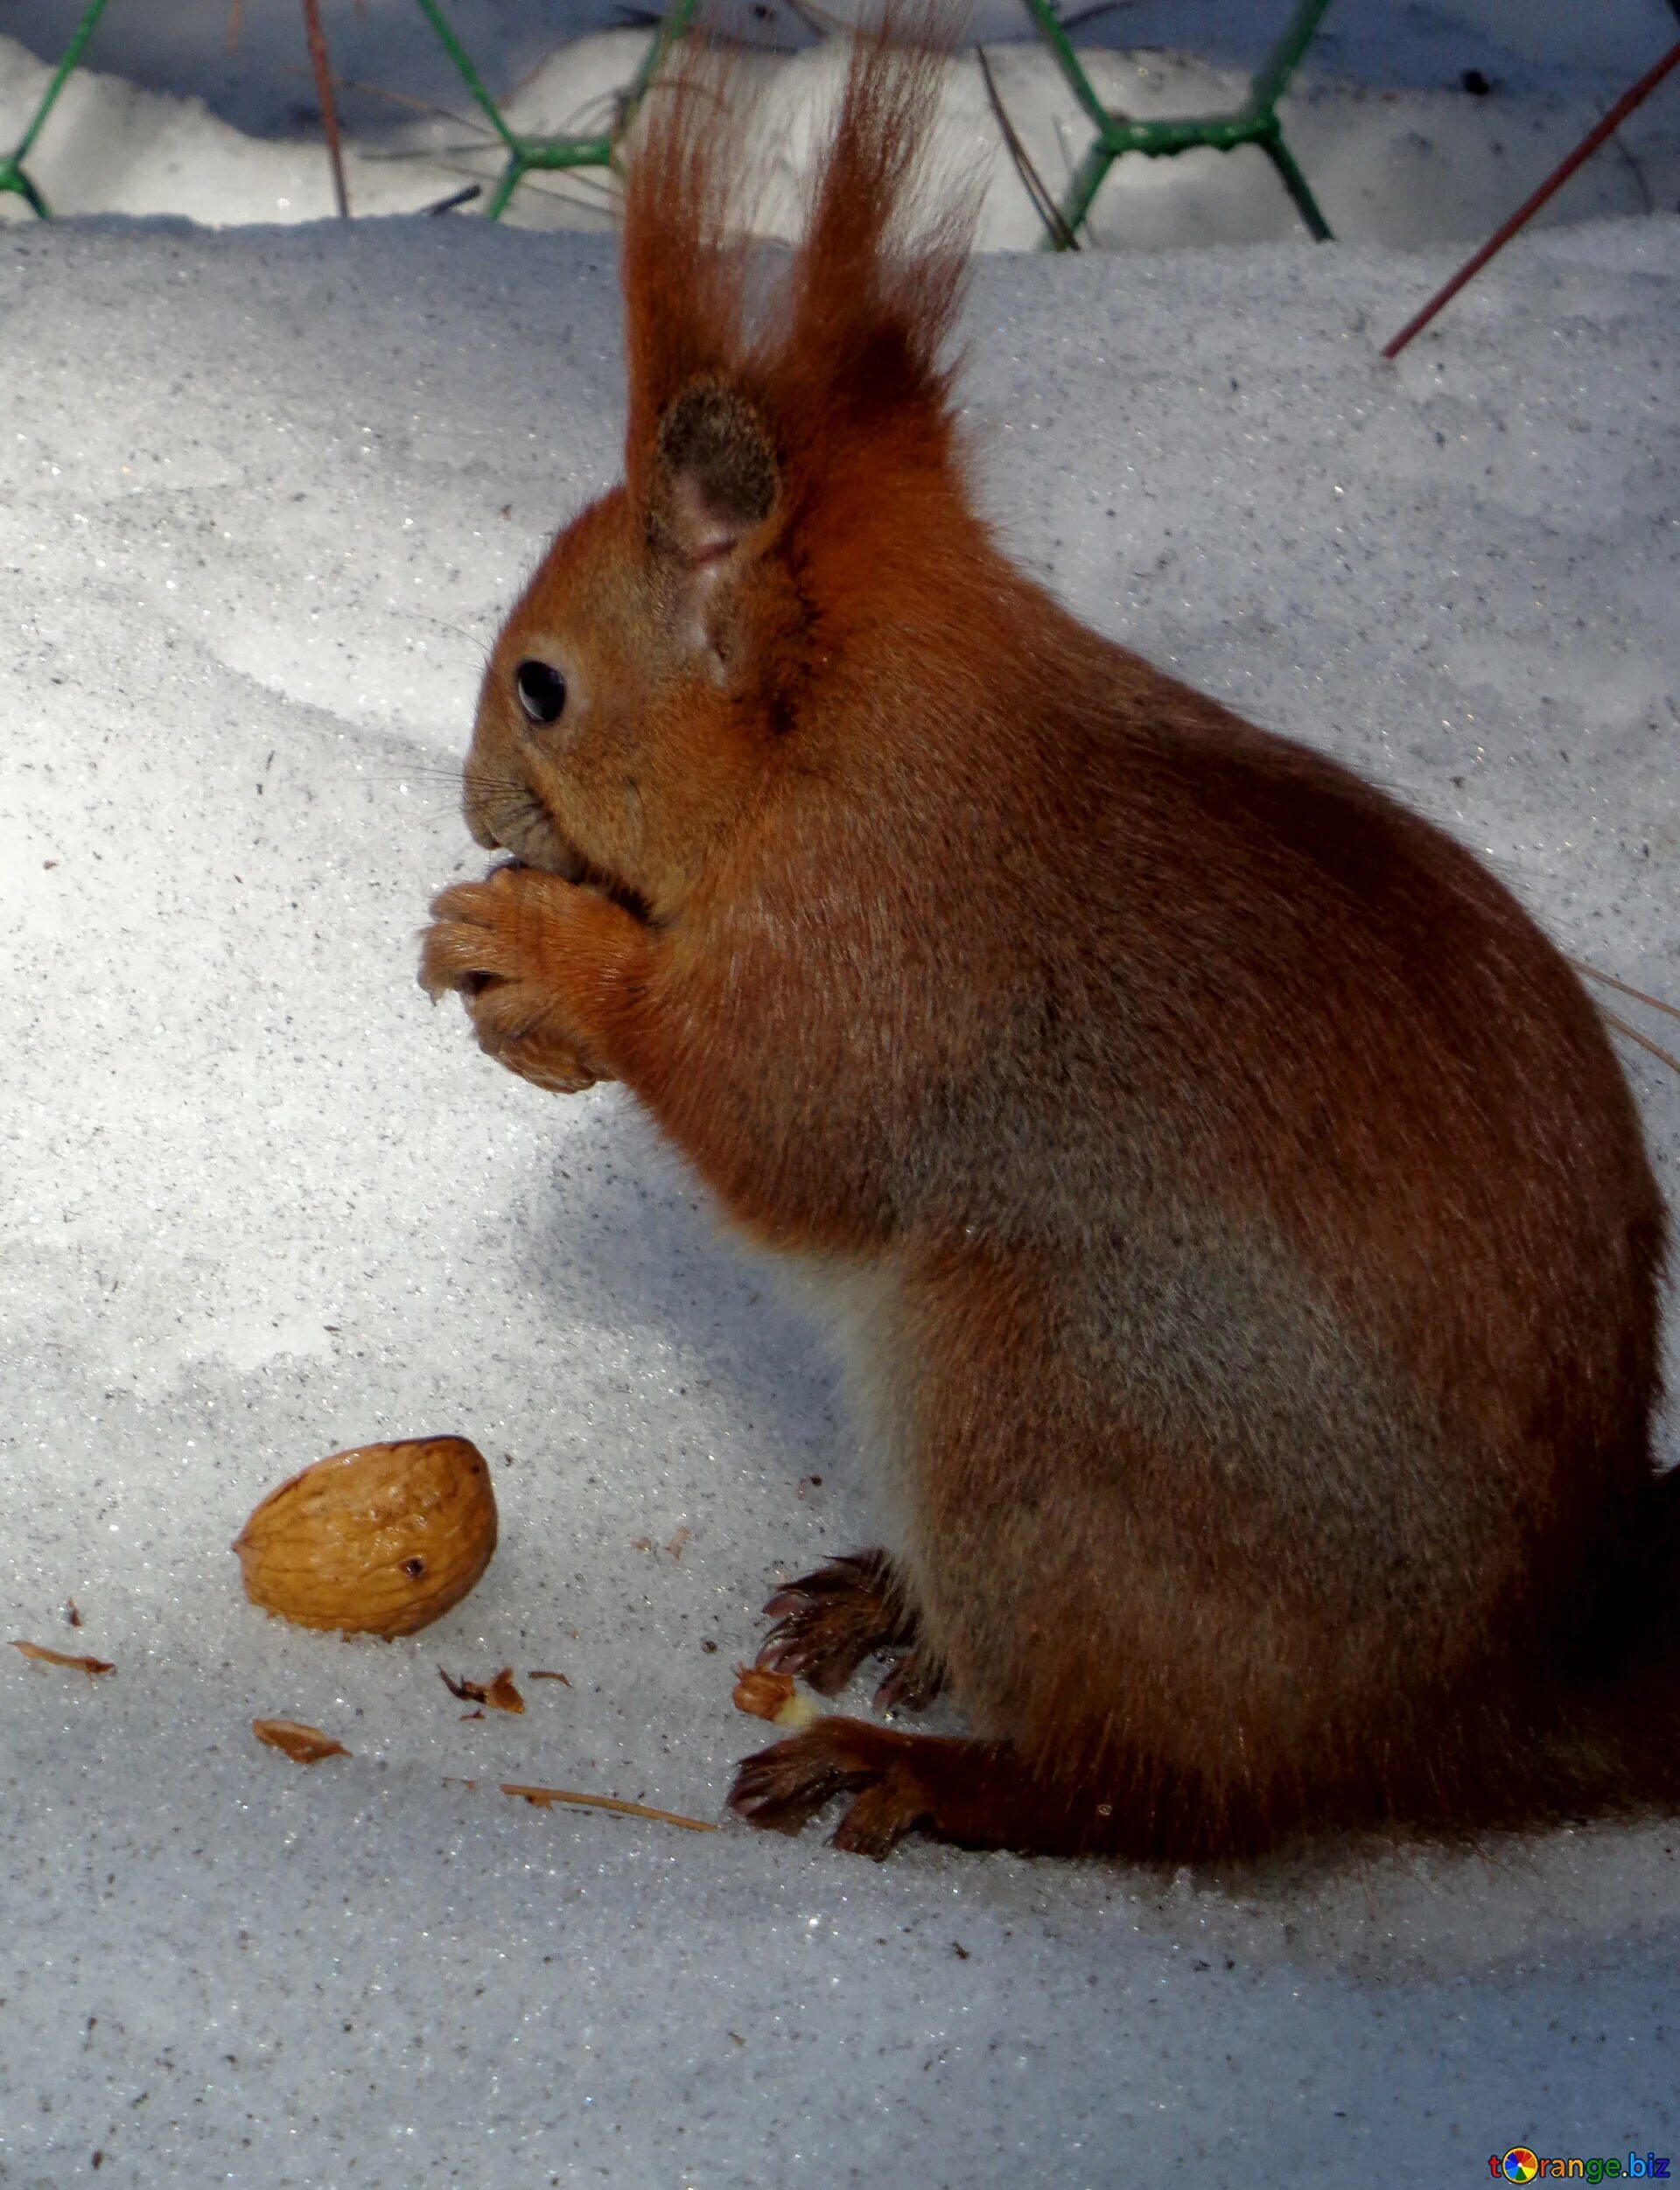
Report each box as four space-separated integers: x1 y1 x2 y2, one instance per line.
1502 2154 1540 2185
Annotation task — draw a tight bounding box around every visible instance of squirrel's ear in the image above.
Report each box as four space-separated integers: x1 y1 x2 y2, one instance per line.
649 377 780 578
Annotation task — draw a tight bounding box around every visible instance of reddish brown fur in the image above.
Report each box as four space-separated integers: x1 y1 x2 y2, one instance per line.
420 30 1673 1861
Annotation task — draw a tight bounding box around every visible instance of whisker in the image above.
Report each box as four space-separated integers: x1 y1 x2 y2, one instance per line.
359 766 466 789
402 612 497 661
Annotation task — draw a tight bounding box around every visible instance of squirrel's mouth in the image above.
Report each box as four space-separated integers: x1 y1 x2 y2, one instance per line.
487 829 652 927
466 776 654 923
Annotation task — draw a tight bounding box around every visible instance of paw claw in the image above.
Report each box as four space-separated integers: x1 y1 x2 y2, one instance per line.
753 1628 855 1697
749 1550 914 1696
872 1650 942 1715
760 1587 811 1622
727 1735 849 1835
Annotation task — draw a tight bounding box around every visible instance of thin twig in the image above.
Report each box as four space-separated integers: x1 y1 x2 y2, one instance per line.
1382 39 1680 358
298 72 486 130
300 0 350 219
1599 1011 1680 1078
1567 955 1680 1025
424 182 482 216
976 44 1079 251
338 67 623 216
1568 955 1680 1075
500 1781 718 1832
357 142 507 164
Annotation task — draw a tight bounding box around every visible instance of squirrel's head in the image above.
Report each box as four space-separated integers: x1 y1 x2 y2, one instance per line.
462 26 977 924
464 377 788 922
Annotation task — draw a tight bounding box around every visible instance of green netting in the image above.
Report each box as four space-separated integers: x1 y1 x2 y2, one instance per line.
1 0 116 218
1 0 696 222
3 0 1330 239
1018 0 1334 246
409 0 696 220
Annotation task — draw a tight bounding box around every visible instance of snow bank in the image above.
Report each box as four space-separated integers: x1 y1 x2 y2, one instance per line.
2 196 1677 2180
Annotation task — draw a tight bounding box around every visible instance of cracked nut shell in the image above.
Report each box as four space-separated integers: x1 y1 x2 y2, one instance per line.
234 1435 498 1637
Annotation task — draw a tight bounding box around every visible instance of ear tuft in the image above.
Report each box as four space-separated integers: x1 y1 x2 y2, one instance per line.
652 378 780 565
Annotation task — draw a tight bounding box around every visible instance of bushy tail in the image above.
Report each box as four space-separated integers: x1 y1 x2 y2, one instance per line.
1541 1464 1680 1819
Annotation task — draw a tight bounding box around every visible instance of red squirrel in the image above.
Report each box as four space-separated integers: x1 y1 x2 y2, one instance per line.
419 31 1675 1861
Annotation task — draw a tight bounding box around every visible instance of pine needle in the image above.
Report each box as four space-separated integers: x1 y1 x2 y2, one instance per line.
500 1782 718 1832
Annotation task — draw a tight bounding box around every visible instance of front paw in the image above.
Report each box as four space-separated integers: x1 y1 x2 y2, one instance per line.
419 866 608 1093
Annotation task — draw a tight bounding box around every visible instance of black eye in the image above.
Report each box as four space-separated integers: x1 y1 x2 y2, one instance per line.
514 659 567 726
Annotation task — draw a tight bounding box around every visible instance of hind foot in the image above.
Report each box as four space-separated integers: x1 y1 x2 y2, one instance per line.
754 1547 943 1709
728 1720 1098 1860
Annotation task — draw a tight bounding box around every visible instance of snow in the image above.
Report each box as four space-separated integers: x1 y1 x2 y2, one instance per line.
3 3 1680 2183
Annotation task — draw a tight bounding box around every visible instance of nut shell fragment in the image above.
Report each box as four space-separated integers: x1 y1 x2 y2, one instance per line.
733 1663 823 1730
438 1663 525 1712
11 1640 114 1677
234 1435 498 1638
254 1718 349 1764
